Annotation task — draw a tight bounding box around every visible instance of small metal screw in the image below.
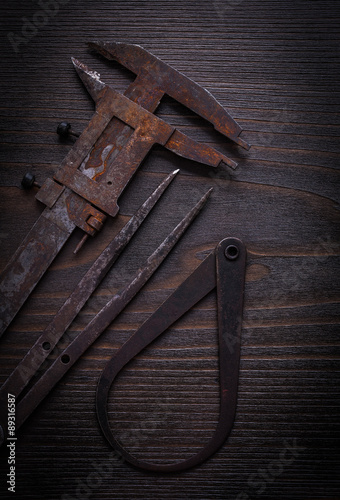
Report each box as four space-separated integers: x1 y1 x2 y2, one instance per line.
73 233 90 255
57 122 80 139
225 244 239 260
21 173 41 189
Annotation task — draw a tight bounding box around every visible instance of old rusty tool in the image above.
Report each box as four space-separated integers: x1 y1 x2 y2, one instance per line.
96 237 246 472
0 41 249 337
0 169 178 406
0 187 212 445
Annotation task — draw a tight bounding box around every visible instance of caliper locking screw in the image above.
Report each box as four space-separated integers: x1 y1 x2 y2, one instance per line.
21 173 41 190
73 217 104 255
57 122 80 139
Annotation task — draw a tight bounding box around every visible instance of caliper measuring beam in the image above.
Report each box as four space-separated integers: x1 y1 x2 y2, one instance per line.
0 41 250 336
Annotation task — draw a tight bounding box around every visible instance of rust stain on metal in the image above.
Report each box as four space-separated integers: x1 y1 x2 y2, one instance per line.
0 42 250 468
0 185 211 443
0 40 250 338
0 171 179 415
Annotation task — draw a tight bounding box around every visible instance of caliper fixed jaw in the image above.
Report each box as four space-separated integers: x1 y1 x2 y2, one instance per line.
88 40 251 151
71 57 239 170
37 51 240 256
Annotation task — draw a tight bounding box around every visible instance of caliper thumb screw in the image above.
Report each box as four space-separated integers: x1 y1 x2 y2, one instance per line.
57 122 80 139
21 173 41 189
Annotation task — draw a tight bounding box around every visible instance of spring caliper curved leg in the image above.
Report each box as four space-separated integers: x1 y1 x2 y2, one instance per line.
96 237 246 472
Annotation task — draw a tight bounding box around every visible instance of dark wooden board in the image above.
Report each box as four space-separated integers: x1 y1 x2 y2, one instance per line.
0 0 339 499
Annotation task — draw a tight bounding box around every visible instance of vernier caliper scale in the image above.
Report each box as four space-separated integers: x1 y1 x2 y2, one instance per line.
0 41 249 336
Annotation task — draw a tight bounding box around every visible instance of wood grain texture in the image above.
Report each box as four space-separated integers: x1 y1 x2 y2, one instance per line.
0 0 339 499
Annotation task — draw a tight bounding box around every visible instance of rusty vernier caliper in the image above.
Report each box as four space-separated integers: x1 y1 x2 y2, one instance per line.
0 41 250 336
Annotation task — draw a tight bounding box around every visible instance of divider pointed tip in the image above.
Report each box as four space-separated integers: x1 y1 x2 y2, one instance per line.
203 187 213 201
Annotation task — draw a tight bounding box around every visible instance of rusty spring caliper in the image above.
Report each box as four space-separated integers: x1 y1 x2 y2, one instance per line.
0 41 249 471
